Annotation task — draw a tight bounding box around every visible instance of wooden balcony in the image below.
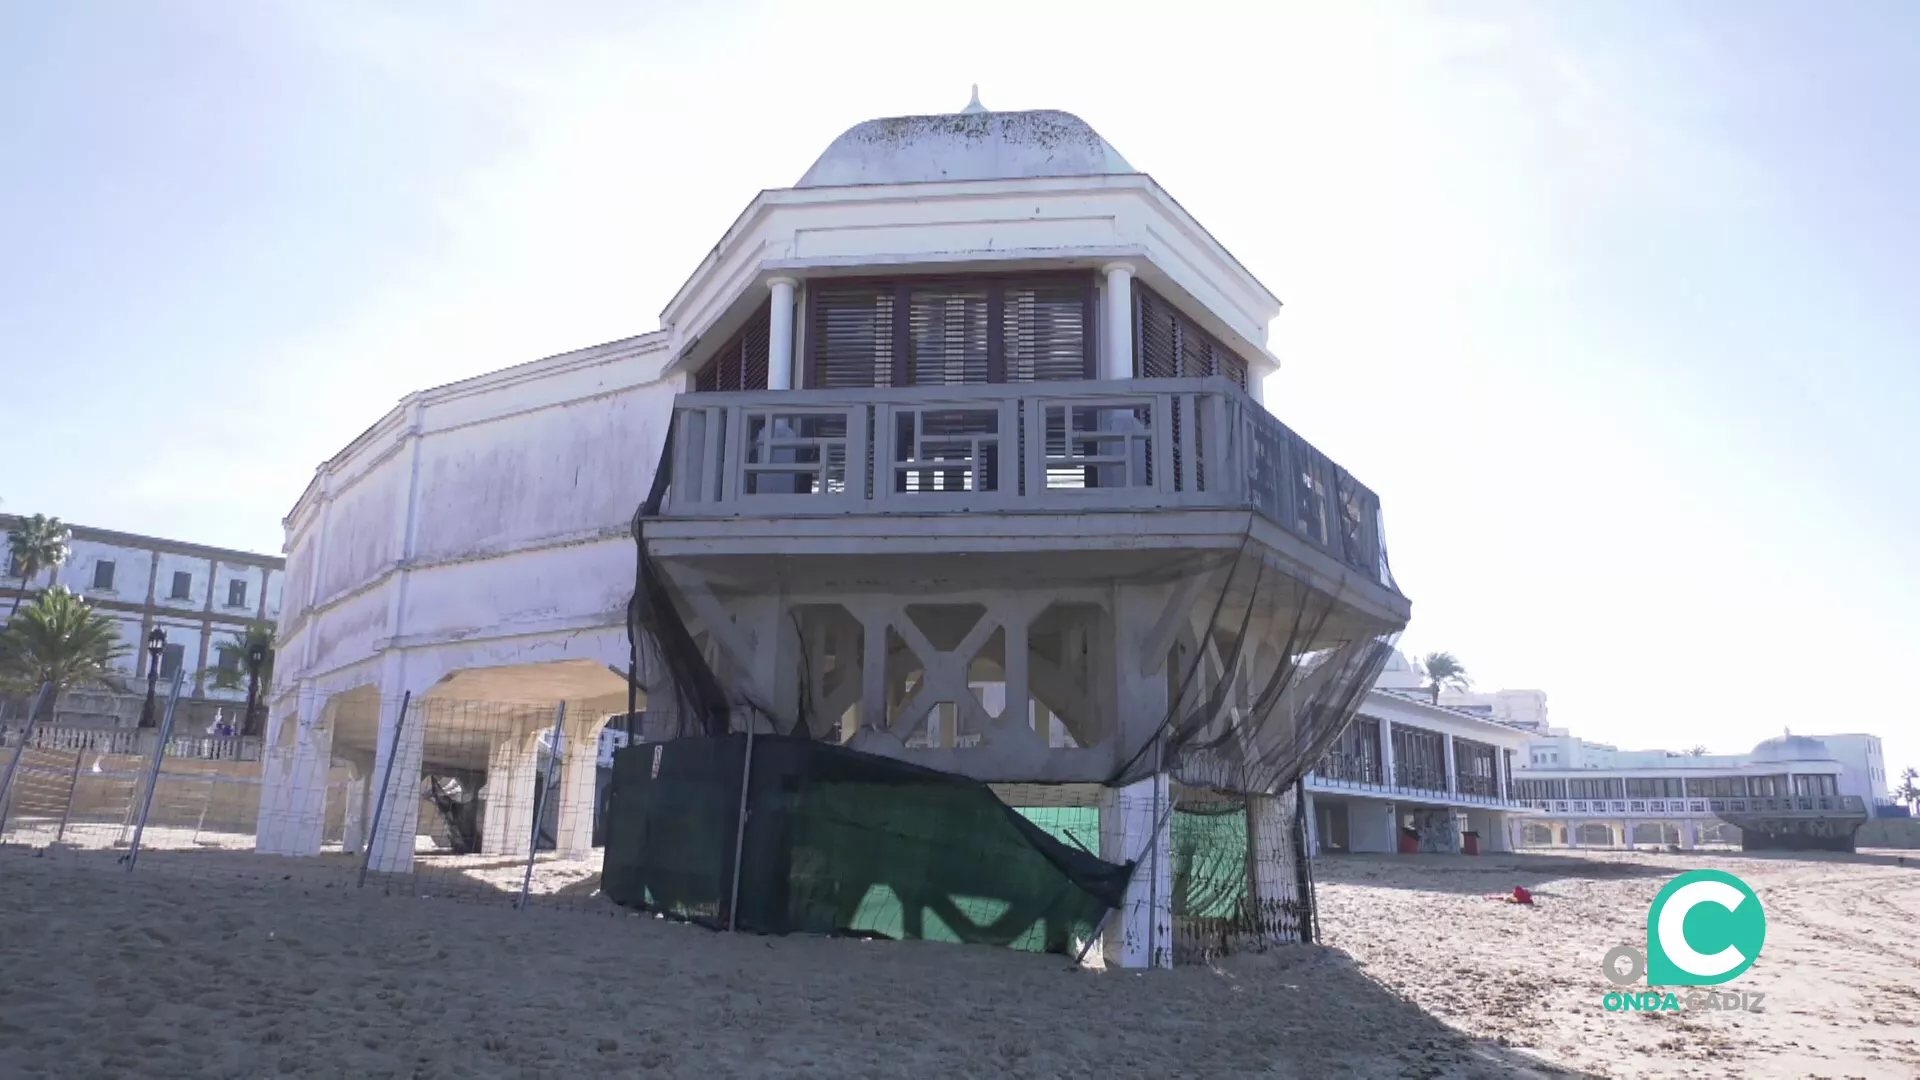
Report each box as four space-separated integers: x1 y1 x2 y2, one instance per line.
653 377 1406 615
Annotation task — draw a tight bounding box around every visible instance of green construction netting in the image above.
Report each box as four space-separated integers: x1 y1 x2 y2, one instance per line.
601 736 1132 954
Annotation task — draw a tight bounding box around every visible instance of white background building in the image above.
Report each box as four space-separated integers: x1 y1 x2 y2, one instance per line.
1 515 285 724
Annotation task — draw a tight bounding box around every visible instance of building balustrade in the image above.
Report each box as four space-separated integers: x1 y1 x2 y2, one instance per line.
667 378 1393 588
0 723 260 762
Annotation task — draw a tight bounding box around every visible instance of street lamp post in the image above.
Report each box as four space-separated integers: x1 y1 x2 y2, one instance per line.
138 627 167 729
243 641 267 737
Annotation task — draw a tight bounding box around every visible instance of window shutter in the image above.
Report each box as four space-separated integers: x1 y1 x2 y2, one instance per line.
1132 285 1250 390
1004 279 1092 381
809 285 896 388
692 303 771 392
907 284 990 385
1135 288 1180 379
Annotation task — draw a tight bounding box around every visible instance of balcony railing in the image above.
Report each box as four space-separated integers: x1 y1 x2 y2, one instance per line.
1315 751 1384 787
666 378 1394 588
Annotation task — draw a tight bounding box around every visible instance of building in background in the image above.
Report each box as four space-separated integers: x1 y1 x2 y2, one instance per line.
1437 686 1552 735
1303 650 1533 855
1511 734 1868 851
0 514 284 728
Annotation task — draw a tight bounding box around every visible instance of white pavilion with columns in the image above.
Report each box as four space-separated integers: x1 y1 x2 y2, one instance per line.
259 93 1410 967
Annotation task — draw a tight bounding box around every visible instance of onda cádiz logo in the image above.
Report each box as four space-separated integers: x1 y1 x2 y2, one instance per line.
1600 870 1769 1013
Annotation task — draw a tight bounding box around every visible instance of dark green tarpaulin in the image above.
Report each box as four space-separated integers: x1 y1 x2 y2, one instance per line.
601 735 1132 953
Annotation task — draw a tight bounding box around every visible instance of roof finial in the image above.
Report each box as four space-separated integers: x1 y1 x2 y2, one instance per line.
962 84 986 114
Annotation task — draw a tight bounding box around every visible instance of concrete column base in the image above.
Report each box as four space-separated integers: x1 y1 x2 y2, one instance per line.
555 716 610 858
1100 773 1171 969
480 726 540 858
365 693 426 874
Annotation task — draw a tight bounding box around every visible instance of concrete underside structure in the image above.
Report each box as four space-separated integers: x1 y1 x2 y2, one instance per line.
262 98 1410 966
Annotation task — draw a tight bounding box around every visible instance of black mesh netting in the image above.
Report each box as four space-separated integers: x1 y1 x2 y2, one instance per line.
617 414 1400 956
1107 543 1399 797
601 734 1130 952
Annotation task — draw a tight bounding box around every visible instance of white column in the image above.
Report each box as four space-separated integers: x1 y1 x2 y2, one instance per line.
339 751 375 855
365 689 426 873
555 715 610 859
1443 734 1458 796
257 681 333 857
1102 262 1136 380
1245 791 1297 943
480 725 539 857
1100 772 1172 969
1681 818 1697 850
1378 716 1397 789
767 277 798 390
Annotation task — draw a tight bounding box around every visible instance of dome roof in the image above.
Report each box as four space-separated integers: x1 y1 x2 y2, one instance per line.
796 94 1134 189
1749 733 1832 762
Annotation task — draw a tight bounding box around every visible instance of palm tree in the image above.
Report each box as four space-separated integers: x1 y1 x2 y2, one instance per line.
1417 651 1470 705
1897 767 1920 814
0 587 129 719
205 622 275 736
1686 744 1709 757
4 514 73 621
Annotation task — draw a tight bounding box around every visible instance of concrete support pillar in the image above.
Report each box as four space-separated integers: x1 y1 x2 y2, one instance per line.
339 751 375 856
1568 822 1582 849
1681 818 1697 850
1443 734 1457 796
1102 262 1135 380
1101 772 1172 969
257 681 334 857
1379 715 1397 788
1624 818 1637 849
480 725 539 857
365 690 426 873
767 277 798 390
1245 791 1297 943
555 715 610 859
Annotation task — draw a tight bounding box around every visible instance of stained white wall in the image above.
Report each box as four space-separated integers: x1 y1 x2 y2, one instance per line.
58 538 155 600
275 334 677 713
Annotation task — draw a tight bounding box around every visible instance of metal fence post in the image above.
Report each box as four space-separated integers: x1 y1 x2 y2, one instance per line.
1293 776 1317 945
54 746 85 844
125 668 186 871
518 702 568 910
726 714 758 933
358 691 412 889
0 683 52 841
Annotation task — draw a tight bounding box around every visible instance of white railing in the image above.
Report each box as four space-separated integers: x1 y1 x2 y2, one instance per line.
1 724 261 762
666 378 1394 589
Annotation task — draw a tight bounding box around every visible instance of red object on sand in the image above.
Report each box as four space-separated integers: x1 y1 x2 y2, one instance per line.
1511 886 1533 905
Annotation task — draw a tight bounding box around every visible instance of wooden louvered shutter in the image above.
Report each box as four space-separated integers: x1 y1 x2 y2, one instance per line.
693 303 771 391
1004 278 1093 381
808 284 896 388
1132 285 1250 390
1135 288 1180 379
907 284 990 385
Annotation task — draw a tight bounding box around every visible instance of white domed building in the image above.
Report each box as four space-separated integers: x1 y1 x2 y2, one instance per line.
260 96 1410 964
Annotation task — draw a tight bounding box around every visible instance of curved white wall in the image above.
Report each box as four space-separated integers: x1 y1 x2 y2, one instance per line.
274 332 678 709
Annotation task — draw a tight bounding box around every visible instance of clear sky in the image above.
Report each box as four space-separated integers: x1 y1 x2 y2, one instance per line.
3 2 1914 783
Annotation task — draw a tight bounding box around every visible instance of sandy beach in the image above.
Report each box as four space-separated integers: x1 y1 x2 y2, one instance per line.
1 845 1914 1078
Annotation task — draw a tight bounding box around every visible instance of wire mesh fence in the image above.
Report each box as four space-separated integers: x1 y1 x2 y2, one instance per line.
1 684 1317 967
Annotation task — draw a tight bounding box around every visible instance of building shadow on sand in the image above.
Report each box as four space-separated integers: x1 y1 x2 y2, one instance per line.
1313 851 1685 896
1195 947 1599 1078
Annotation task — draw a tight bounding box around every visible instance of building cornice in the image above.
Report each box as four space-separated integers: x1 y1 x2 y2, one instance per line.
0 514 284 567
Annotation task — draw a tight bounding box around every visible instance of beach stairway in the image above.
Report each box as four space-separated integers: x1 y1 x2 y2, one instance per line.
0 748 75 840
